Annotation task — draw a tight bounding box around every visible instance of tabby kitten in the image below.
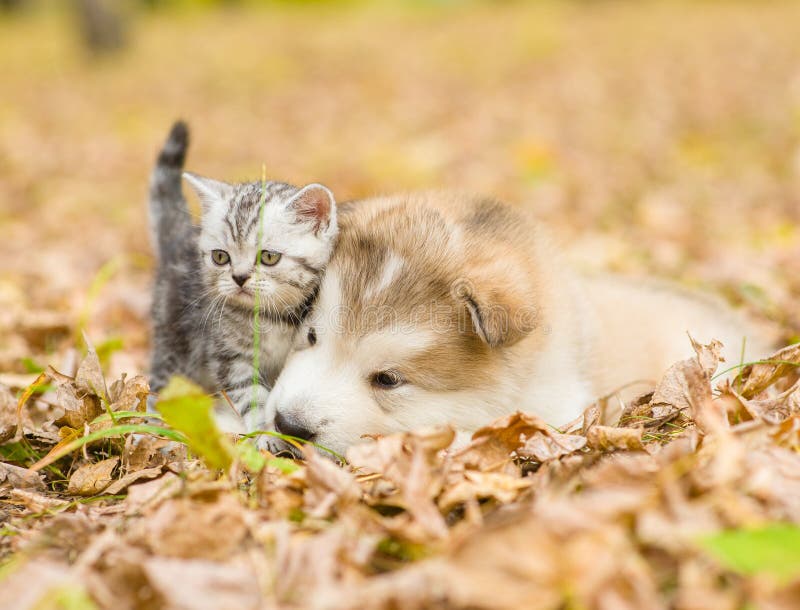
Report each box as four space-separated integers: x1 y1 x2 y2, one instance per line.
148 122 337 436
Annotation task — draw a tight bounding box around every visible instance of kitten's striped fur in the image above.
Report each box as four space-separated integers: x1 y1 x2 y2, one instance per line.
148 122 337 433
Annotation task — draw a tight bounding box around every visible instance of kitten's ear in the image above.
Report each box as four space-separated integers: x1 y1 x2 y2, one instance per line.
288 183 336 235
183 172 233 211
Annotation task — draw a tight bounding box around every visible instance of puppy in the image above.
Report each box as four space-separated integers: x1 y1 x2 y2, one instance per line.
266 191 771 454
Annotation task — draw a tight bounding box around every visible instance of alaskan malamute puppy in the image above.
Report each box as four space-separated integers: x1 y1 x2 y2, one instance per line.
266 191 771 454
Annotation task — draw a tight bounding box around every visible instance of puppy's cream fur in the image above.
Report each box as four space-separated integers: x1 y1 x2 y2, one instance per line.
267 191 772 454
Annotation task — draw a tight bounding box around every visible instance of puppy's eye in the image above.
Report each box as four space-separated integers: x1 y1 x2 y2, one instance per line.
372 370 404 389
259 250 282 266
211 249 230 265
307 327 317 346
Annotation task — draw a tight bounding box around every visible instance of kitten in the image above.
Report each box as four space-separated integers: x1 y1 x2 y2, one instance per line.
147 121 337 436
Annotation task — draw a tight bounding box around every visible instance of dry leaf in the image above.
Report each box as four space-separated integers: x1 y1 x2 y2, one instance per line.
75 337 108 402
730 379 800 424
347 428 453 540
9 488 67 512
68 457 120 496
586 425 645 451
304 448 361 519
651 339 726 435
49 366 104 429
518 429 588 461
455 411 552 473
142 557 262 610
0 462 45 491
142 495 248 561
736 343 800 399
438 470 532 512
105 466 164 495
108 374 149 413
0 559 73 610
0 384 18 444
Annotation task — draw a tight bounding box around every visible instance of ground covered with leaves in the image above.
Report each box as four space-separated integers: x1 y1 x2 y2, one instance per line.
2 1 800 609
2 336 800 609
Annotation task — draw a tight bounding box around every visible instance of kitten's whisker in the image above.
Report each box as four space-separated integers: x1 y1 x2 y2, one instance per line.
180 286 217 316
200 294 225 334
216 295 230 330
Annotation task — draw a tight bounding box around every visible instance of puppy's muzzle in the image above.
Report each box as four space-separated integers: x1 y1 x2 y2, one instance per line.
274 411 316 442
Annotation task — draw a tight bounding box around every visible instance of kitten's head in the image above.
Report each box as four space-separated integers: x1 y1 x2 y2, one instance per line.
184 173 337 320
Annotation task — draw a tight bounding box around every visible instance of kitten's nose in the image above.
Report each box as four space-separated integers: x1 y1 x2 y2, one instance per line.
274 411 315 441
233 274 250 287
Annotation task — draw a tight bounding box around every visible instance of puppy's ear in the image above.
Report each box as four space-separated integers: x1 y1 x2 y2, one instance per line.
454 272 538 348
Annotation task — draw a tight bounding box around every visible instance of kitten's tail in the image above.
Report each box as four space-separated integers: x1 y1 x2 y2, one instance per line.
149 121 192 263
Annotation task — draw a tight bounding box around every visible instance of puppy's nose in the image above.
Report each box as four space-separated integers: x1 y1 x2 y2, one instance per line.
232 274 250 287
274 411 315 441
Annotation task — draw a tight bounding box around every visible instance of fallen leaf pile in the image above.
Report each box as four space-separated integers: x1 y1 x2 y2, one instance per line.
3 3 800 609
1 338 799 610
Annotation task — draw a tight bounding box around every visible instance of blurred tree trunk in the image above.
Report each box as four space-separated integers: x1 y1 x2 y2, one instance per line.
73 0 127 54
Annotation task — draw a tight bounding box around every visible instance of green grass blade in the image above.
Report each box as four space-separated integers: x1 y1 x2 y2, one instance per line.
91 411 164 424
30 424 186 472
243 429 346 463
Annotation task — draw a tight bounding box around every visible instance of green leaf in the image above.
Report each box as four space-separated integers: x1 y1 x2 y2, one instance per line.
21 357 45 374
266 456 300 474
156 377 234 471
234 440 266 472
37 583 100 610
697 524 800 583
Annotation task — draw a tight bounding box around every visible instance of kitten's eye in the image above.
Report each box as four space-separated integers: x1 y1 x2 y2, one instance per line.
211 249 230 265
259 250 282 266
307 327 317 346
371 370 404 390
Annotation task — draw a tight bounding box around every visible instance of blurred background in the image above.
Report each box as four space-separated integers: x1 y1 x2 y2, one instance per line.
1 0 799 383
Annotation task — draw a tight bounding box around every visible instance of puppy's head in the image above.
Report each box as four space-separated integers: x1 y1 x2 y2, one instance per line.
266 194 544 455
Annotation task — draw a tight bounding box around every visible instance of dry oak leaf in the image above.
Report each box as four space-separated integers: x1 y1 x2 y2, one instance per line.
68 456 120 496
